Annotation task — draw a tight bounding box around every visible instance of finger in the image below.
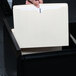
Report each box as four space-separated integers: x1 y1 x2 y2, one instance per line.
33 1 40 7
39 0 43 3
26 1 32 4
26 0 40 8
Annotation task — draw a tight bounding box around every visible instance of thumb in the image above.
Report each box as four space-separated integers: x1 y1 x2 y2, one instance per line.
30 0 40 8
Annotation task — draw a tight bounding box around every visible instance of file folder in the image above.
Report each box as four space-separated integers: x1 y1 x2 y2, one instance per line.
12 3 69 48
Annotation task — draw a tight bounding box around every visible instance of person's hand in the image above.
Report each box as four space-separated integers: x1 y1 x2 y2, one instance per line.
26 0 43 8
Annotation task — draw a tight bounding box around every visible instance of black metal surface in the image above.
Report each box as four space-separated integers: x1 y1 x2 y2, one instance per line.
4 25 17 76
0 18 5 76
3 17 21 51
0 0 12 17
19 49 76 76
3 9 21 76
0 4 20 76
0 6 7 76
